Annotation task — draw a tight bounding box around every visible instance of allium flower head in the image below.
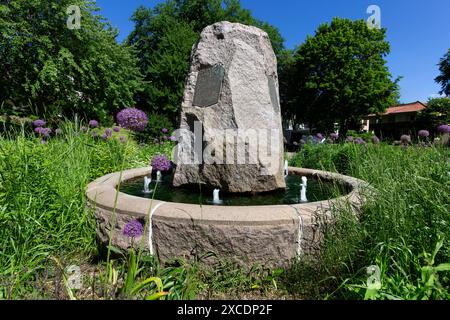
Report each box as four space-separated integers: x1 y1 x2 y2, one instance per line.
437 125 450 134
105 128 113 137
418 130 430 138
39 128 51 138
113 126 121 133
33 119 46 128
88 120 99 128
330 133 339 141
117 108 148 132
119 135 127 144
162 128 169 134
169 136 177 142
316 133 324 140
151 155 171 172
346 136 354 143
355 137 366 145
123 220 144 238
101 133 109 140
400 135 411 144
35 127 43 134
371 136 380 144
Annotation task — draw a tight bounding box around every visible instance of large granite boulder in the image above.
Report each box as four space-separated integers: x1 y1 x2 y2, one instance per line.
172 21 286 193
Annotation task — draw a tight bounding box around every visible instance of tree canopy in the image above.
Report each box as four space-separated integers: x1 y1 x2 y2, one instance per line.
285 18 399 136
418 97 450 131
126 0 284 123
0 0 143 123
435 49 450 96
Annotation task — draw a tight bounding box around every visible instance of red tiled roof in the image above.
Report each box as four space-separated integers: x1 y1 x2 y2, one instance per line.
368 101 427 117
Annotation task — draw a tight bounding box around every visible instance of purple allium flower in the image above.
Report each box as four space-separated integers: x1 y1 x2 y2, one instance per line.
437 125 450 134
123 220 144 238
162 128 169 134
88 120 99 128
162 135 168 140
116 108 148 132
400 135 411 144
35 127 43 134
418 130 430 138
151 155 171 172
119 135 127 144
316 133 324 140
169 136 177 142
81 126 88 133
105 128 113 137
355 137 366 145
33 119 46 128
40 128 51 138
371 136 380 144
346 136 354 143
101 133 109 140
330 133 339 141
113 126 121 132
55 128 62 135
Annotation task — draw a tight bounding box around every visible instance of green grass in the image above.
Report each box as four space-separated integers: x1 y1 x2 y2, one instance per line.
0 122 172 298
286 142 450 299
1 125 449 300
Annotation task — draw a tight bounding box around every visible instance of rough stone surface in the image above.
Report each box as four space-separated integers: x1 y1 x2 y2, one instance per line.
86 167 371 269
172 21 286 193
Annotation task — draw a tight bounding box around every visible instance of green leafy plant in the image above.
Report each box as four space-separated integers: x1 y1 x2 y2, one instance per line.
119 249 168 300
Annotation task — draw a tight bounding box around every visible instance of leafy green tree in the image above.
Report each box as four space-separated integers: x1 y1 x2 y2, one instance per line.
277 49 297 126
418 97 450 131
127 0 284 123
435 49 450 96
288 18 399 136
0 0 143 123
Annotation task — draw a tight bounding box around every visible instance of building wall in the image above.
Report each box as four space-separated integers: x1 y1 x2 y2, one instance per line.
364 112 421 139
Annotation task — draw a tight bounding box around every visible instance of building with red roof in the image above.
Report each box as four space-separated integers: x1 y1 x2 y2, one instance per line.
362 101 427 138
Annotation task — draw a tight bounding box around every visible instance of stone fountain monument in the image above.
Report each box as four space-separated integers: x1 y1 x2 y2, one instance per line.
87 23 371 268
172 21 286 193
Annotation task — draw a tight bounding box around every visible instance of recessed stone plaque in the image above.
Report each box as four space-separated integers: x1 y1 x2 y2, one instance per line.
268 75 280 113
193 64 225 107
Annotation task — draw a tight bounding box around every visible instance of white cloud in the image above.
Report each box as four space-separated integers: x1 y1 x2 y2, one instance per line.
428 93 447 99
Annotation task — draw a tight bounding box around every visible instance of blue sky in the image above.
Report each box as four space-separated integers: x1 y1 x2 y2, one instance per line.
95 0 450 104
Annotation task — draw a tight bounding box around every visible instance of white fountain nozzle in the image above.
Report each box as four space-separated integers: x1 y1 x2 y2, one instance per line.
143 176 152 194
284 160 289 177
300 176 308 203
213 189 222 205
156 170 162 182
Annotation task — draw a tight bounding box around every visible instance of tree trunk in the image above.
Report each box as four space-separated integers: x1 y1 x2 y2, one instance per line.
339 119 349 140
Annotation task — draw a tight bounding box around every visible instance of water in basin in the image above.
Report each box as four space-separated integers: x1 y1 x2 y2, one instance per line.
119 174 349 206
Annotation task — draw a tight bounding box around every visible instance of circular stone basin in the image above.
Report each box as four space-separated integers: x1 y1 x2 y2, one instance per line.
120 175 350 206
86 167 369 268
